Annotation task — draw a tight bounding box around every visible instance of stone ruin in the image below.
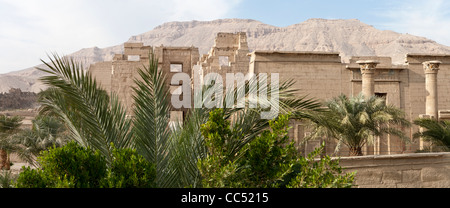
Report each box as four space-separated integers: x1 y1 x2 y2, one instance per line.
90 32 450 156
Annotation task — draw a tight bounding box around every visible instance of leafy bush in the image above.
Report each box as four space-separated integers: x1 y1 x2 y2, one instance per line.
39 141 107 188
285 145 355 188
239 114 298 188
15 141 156 188
15 167 49 188
16 141 106 188
198 108 242 188
103 147 156 188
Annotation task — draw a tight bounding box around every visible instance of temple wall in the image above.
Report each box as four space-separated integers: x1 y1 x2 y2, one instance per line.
339 152 450 188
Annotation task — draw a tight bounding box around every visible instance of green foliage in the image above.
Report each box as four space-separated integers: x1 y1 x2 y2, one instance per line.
37 141 108 188
38 55 133 165
239 114 297 188
197 109 241 188
15 167 49 188
308 94 410 156
15 115 69 158
0 114 23 133
198 109 355 188
286 145 355 188
200 108 232 159
131 52 172 187
15 141 157 188
103 147 156 188
413 118 450 152
0 170 17 188
197 155 241 188
0 114 29 170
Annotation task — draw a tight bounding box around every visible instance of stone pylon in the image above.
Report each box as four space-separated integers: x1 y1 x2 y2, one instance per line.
357 60 380 99
423 60 441 120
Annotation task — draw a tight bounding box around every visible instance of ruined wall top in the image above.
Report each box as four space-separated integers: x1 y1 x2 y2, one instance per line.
248 50 341 63
406 53 450 65
213 32 248 50
113 42 152 61
346 56 407 71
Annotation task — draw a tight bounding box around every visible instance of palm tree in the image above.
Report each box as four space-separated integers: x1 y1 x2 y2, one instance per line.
37 52 323 187
15 115 69 161
308 94 410 156
413 118 450 152
0 115 25 170
38 54 133 165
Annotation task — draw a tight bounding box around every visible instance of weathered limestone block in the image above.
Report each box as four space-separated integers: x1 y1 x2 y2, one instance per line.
354 170 383 185
422 180 450 188
381 171 402 184
401 169 421 183
396 182 423 188
421 166 450 182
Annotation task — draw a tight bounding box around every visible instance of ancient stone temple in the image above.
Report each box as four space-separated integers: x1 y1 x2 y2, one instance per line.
90 32 450 156
89 42 199 122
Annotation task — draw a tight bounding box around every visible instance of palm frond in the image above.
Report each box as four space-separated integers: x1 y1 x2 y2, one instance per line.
131 51 173 187
166 73 323 187
37 54 132 164
308 93 410 155
413 118 450 150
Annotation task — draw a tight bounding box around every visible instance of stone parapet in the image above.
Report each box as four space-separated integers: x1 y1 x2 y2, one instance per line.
338 153 450 188
248 51 341 63
406 53 450 64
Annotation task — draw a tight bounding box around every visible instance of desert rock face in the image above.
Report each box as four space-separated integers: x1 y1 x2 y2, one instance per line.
3 18 450 92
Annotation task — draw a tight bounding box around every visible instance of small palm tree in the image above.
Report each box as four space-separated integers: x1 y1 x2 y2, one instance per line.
0 170 16 188
15 115 69 161
0 115 26 170
413 118 450 152
308 94 410 156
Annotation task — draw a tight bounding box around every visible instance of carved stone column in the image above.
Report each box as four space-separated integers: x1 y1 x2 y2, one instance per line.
357 60 379 99
423 60 441 120
356 60 379 155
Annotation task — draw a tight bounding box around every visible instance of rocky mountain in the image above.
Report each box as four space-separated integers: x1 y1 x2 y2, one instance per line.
3 18 450 93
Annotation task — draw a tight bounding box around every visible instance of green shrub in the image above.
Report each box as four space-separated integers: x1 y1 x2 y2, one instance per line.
239 114 298 188
103 148 156 188
38 141 107 188
284 144 355 188
15 141 157 188
15 167 49 188
197 109 242 188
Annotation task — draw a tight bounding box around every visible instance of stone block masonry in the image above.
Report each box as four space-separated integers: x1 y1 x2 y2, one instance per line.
338 153 450 188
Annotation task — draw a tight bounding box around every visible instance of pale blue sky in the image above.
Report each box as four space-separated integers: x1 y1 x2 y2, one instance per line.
1 0 450 73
